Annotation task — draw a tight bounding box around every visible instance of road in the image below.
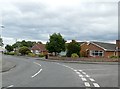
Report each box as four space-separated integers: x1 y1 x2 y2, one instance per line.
2 55 118 88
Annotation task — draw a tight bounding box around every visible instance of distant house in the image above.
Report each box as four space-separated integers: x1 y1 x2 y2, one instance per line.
80 40 120 58
31 43 47 55
0 47 5 53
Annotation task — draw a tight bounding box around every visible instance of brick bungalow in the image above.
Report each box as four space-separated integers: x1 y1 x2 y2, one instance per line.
80 40 120 58
31 43 47 55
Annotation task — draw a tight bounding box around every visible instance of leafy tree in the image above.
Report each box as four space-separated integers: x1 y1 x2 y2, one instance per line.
66 40 80 57
0 37 3 46
46 33 66 56
19 46 31 55
5 45 13 52
12 40 37 48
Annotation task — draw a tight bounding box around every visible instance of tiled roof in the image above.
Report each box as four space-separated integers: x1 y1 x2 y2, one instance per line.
31 43 47 51
91 42 116 51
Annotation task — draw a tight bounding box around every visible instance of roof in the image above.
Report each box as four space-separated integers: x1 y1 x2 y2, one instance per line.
78 42 85 45
0 47 5 51
31 43 47 51
91 41 116 51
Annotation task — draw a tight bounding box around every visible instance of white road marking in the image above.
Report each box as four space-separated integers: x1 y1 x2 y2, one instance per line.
70 67 74 70
82 72 86 75
8 85 14 88
31 69 42 78
55 63 100 87
84 82 90 87
86 75 90 77
34 62 41 66
79 70 83 72
79 74 84 78
56 63 60 64
89 78 95 82
93 83 100 87
76 72 81 75
81 78 87 81
74 70 77 72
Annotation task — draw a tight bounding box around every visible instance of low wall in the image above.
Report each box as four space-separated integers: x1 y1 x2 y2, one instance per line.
48 56 119 62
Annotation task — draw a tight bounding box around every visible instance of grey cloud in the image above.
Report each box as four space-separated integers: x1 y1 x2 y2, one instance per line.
2 0 118 44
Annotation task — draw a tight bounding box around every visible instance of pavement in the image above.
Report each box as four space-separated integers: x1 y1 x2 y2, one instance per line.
2 55 118 88
0 54 16 73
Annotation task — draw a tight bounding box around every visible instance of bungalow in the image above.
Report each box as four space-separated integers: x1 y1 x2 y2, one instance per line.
0 47 5 53
80 40 120 58
31 43 47 55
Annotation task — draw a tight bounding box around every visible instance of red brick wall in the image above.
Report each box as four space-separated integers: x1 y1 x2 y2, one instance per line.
80 42 115 58
104 51 115 58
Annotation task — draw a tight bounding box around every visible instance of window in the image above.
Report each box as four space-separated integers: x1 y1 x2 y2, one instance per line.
90 50 104 57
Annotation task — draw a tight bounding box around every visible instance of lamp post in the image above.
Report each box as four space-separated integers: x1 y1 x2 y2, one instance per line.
0 25 4 47
1 25 5 37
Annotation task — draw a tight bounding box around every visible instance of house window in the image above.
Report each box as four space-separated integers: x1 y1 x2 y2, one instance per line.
90 50 104 57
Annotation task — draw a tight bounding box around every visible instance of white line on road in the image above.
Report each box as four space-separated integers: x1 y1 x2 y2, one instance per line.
93 83 100 87
81 78 87 81
34 62 41 66
86 75 90 78
8 85 14 88
84 82 90 87
79 70 83 72
31 69 42 78
82 72 86 75
74 70 77 72
76 72 81 75
79 74 84 78
89 78 95 82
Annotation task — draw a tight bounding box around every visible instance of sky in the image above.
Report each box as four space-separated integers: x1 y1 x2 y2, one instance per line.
0 0 119 46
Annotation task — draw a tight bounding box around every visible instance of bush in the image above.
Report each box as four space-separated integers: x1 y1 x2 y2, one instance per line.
4 52 16 55
19 46 31 55
71 53 79 58
110 56 119 58
28 53 36 57
38 54 45 57
4 52 9 55
26 51 31 54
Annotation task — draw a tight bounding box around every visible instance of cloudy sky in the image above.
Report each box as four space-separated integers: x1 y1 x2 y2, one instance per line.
0 0 119 45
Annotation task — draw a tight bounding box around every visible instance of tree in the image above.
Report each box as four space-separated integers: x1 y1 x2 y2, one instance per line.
19 46 31 55
66 40 80 57
0 37 3 46
46 33 66 56
5 45 13 52
12 40 36 48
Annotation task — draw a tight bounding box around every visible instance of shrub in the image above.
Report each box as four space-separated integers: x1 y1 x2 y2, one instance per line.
38 54 45 57
9 52 15 55
4 52 9 55
110 56 119 58
71 53 79 58
19 46 30 55
28 53 36 57
26 50 31 54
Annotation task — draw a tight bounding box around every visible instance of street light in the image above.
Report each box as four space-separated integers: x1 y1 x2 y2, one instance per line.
1 25 4 37
0 25 4 47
